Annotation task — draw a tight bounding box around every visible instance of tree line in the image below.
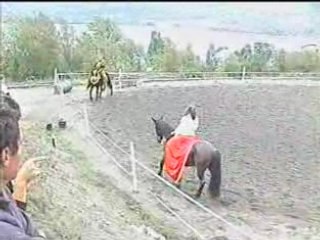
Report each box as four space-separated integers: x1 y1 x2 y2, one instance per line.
1 13 320 81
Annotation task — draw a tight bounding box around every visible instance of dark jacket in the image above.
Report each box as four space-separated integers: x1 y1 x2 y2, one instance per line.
0 187 45 240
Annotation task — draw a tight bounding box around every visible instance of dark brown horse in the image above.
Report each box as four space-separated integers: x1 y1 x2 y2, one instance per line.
86 70 113 101
151 116 221 198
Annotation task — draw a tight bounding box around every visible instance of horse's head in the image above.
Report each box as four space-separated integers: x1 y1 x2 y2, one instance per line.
151 115 174 144
184 104 197 120
151 116 164 143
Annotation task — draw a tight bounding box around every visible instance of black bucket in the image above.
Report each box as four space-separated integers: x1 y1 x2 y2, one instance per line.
46 123 53 131
58 118 67 129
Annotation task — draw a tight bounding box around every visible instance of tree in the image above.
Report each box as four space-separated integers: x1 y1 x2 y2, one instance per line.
74 17 144 72
223 53 242 77
251 42 275 72
147 31 165 67
57 19 77 71
5 13 61 80
276 49 287 72
234 44 253 72
205 44 228 71
151 38 180 72
180 44 203 73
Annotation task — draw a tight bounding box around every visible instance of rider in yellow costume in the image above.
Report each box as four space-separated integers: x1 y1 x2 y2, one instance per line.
90 57 107 87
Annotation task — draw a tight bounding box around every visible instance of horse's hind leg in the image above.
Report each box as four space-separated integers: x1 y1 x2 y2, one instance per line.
195 164 207 198
108 80 113 96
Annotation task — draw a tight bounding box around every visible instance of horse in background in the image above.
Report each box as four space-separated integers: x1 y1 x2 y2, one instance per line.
151 116 221 198
86 59 113 101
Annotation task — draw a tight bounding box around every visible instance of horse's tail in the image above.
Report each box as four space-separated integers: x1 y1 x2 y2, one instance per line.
208 150 221 198
106 71 113 96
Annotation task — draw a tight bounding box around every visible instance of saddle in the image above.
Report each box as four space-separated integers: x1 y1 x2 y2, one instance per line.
163 135 201 184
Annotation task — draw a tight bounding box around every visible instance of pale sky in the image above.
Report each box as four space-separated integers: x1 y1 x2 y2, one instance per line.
2 2 313 16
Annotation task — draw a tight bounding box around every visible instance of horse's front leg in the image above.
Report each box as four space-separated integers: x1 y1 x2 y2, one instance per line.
158 155 165 176
95 86 99 101
89 86 93 101
99 85 103 99
108 81 113 96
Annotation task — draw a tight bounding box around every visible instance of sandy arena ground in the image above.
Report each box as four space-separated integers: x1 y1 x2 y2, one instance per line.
12 80 320 240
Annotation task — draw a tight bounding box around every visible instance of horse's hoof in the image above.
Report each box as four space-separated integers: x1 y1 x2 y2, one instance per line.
194 193 201 199
209 193 220 199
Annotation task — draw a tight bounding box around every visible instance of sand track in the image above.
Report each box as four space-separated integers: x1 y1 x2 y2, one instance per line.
88 83 320 239
12 81 320 239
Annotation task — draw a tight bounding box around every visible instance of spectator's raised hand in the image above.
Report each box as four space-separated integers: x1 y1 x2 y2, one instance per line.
15 157 43 185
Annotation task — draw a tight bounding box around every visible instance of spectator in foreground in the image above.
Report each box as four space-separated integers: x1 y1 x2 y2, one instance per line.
0 105 45 239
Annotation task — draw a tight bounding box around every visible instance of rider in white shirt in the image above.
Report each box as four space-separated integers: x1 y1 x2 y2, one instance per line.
174 105 199 137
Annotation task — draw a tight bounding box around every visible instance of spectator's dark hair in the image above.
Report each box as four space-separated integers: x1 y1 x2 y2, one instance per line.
0 93 21 121
0 106 20 203
0 107 20 163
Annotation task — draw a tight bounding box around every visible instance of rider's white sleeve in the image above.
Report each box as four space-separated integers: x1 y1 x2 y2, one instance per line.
193 117 199 131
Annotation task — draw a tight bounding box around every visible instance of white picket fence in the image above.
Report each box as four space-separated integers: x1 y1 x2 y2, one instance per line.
5 70 320 89
56 70 320 89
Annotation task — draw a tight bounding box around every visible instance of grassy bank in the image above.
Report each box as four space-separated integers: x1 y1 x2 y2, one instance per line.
21 121 179 240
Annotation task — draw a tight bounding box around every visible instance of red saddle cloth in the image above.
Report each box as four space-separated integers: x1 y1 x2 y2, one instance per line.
164 135 201 184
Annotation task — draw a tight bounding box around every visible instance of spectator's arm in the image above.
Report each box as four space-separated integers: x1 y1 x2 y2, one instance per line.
6 181 27 210
12 182 27 209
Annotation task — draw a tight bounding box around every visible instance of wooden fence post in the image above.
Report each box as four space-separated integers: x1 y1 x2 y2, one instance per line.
54 68 58 85
241 66 246 81
118 68 122 90
130 141 138 193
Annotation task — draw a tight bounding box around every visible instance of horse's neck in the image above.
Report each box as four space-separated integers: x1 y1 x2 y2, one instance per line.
159 121 174 139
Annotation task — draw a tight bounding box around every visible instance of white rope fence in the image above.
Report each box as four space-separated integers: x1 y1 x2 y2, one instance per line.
4 71 320 89
56 70 320 85
81 104 267 240
153 194 206 240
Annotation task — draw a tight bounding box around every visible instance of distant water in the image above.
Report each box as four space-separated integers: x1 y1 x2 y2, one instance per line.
3 21 318 61
66 22 319 60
